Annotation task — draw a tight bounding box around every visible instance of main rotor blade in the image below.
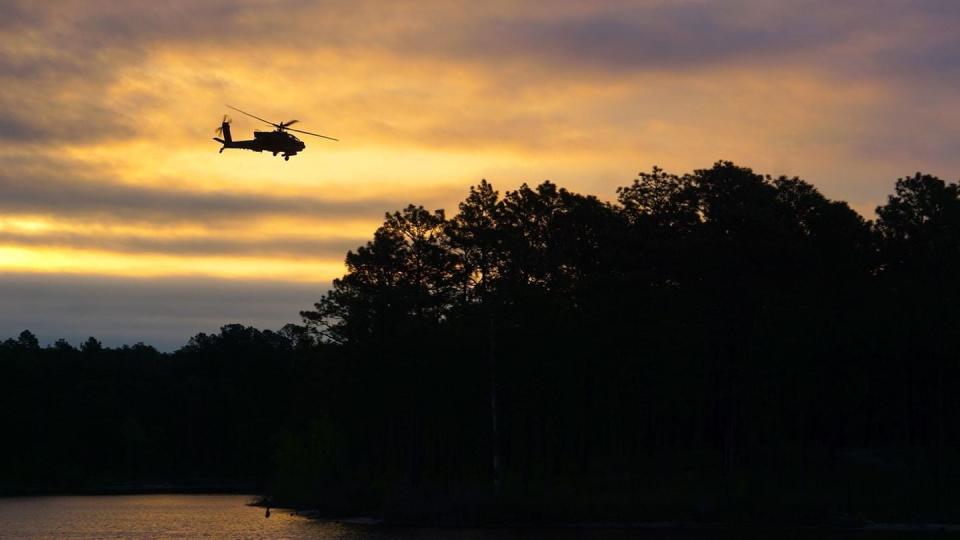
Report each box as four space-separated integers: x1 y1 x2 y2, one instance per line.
287 127 339 141
281 120 299 127
226 105 279 128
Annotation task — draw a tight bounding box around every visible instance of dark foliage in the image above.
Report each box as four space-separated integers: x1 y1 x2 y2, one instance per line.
4 161 960 524
0 324 321 495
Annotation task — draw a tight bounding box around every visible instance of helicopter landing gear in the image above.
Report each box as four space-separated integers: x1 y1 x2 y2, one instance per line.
283 154 290 161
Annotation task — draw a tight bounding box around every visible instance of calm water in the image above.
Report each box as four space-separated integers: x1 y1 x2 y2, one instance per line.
0 494 945 539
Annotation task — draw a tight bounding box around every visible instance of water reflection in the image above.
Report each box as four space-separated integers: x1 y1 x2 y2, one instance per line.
0 494 943 539
0 495 325 539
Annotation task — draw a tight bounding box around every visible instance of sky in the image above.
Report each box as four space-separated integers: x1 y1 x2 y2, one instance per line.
1 0 959 350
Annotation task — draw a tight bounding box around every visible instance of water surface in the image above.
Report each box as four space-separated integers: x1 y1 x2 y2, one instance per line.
0 495 329 539
0 494 944 539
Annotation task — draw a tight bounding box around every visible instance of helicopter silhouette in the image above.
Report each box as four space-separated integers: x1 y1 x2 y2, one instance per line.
213 105 338 161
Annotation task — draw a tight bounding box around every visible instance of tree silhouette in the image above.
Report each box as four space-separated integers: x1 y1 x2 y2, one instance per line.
5 162 960 525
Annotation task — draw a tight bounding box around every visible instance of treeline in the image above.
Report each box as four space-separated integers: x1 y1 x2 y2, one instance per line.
4 161 960 523
0 325 318 494
292 161 960 521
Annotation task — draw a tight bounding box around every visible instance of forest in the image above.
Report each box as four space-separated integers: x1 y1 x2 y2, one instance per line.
3 161 960 525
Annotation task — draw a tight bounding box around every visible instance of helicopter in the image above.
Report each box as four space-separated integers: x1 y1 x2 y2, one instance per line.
213 105 338 161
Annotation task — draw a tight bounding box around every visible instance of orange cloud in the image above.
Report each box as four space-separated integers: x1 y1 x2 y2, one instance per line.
1 0 959 344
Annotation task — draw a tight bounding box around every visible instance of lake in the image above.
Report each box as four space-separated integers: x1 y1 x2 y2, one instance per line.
0 494 946 539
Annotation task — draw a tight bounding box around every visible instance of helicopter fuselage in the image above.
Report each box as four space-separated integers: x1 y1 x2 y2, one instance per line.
214 129 305 160
213 106 337 161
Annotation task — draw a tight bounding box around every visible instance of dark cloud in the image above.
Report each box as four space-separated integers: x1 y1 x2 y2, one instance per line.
3 1 959 147
429 6 833 73
0 2 245 144
0 272 325 351
80 2 245 44
0 117 45 142
389 1 960 89
0 164 449 224
0 102 135 143
7 1 960 79
0 0 42 30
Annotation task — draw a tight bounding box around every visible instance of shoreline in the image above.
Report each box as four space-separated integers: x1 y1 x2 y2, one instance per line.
291 513 960 533
255 502 960 533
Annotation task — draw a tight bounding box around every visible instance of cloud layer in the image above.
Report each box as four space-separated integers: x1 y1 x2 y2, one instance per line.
1 1 959 345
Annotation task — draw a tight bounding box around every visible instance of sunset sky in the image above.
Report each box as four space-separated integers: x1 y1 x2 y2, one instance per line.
2 0 958 349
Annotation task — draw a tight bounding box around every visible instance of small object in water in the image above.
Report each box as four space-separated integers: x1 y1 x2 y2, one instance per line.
265 507 271 518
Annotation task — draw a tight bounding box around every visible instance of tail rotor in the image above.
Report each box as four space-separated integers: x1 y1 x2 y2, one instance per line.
215 115 232 141
213 115 233 152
